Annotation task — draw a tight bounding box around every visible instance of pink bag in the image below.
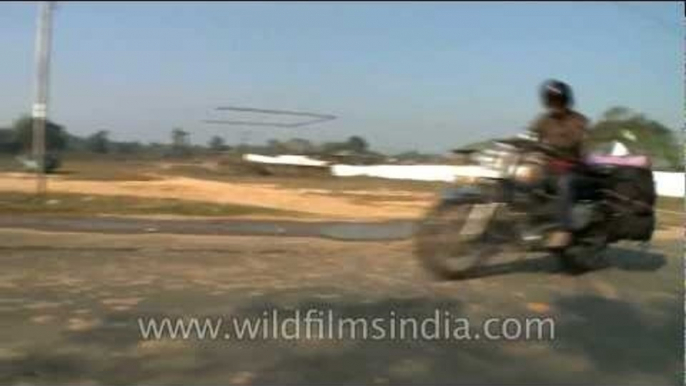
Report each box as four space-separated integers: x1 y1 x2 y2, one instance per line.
585 154 651 168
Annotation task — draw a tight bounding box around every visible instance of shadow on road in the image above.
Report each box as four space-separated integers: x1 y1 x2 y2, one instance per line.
551 294 682 384
435 246 667 282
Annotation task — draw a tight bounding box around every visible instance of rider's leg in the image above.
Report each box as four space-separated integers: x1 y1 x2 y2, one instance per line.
558 172 576 230
548 172 576 248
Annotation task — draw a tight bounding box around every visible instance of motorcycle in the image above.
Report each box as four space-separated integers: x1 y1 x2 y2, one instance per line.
414 134 656 279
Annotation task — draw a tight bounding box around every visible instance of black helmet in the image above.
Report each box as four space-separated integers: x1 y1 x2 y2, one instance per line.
540 79 574 109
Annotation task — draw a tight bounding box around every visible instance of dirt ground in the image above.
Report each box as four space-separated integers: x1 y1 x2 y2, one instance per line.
0 172 435 220
0 226 681 385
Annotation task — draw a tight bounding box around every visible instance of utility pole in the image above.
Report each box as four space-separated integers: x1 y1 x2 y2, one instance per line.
32 1 55 196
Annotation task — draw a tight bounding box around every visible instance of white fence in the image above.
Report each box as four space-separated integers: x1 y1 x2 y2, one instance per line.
653 171 684 198
243 154 329 167
243 154 684 198
330 164 502 181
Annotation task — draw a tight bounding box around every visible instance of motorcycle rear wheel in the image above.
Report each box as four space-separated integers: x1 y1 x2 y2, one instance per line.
559 233 609 273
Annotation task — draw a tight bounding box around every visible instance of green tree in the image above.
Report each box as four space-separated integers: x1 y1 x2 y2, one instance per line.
600 106 634 122
0 128 20 154
282 138 314 154
87 130 110 154
266 139 284 154
114 141 143 154
319 136 370 155
208 135 227 152
172 128 189 147
171 127 191 157
12 115 68 153
346 135 368 153
588 107 681 170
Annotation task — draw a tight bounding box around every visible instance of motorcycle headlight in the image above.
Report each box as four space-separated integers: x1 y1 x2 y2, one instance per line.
512 153 546 186
513 163 543 185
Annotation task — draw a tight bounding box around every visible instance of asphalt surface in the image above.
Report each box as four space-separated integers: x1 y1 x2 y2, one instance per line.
0 215 416 241
0 216 682 385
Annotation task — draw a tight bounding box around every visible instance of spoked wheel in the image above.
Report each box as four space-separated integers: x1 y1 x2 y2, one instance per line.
414 200 513 280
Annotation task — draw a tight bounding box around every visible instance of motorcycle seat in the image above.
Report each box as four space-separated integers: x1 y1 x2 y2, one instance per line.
584 154 651 169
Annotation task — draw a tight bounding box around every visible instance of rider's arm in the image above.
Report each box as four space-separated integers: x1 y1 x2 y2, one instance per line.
526 114 545 142
577 115 592 158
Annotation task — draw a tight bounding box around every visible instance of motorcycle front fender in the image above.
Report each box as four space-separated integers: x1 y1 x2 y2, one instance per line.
440 183 500 205
441 178 510 205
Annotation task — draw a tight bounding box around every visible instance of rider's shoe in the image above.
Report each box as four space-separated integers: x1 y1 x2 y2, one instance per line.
546 230 572 249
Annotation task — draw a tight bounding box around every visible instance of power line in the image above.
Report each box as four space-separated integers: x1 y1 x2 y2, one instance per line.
610 1 680 38
215 106 336 120
204 106 337 128
203 118 335 128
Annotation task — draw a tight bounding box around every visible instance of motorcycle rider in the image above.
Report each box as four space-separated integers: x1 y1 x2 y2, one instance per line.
528 79 590 248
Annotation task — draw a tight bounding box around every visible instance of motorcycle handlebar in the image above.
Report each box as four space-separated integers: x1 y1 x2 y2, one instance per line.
494 138 575 161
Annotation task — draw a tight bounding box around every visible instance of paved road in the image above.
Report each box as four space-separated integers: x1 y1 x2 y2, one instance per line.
0 217 682 385
0 215 415 241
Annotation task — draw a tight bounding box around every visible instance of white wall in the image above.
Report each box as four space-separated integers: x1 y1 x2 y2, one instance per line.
653 171 684 198
332 164 684 198
243 154 329 167
244 154 684 198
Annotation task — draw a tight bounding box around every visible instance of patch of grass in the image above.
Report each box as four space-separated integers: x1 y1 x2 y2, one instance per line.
55 157 159 181
161 163 267 180
309 192 433 207
0 155 160 180
208 175 447 194
52 155 271 182
656 197 682 212
0 192 306 218
655 197 682 228
0 156 22 173
4 154 448 191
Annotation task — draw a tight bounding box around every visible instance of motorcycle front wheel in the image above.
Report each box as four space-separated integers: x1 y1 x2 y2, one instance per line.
413 200 511 280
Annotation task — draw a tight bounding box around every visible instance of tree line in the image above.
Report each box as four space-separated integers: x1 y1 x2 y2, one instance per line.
0 115 390 160
0 106 681 170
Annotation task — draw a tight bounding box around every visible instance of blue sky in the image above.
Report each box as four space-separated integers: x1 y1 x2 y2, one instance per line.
0 1 681 152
